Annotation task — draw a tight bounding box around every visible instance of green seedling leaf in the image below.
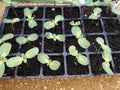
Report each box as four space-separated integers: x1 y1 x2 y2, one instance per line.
37 53 49 64
102 62 113 75
85 0 100 6
102 45 111 53
69 45 78 56
55 15 64 22
6 56 23 67
102 51 112 62
0 43 11 57
49 60 61 70
0 62 5 78
27 33 38 41
111 8 120 15
78 38 90 49
3 18 20 24
56 35 65 42
25 47 39 59
28 19 38 28
2 0 18 7
71 26 82 38
16 37 27 45
76 54 89 65
55 0 65 3
70 21 80 26
44 21 55 30
64 0 81 6
104 0 112 3
93 7 102 14
96 37 104 45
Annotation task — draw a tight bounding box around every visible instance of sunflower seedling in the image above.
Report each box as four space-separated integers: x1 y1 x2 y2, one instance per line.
24 6 38 28
37 53 61 70
6 47 39 68
85 0 100 6
70 21 90 49
3 18 20 31
16 33 38 45
89 7 102 19
69 45 89 65
2 0 18 16
44 15 64 30
96 37 111 53
45 32 65 42
0 43 12 78
0 33 14 44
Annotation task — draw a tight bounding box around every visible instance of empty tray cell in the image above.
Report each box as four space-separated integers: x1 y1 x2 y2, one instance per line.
34 7 43 19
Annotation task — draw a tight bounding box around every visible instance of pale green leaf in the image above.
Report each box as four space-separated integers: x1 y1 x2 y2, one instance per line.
102 51 112 62
93 7 102 14
96 37 104 45
55 0 65 3
16 37 27 45
25 47 39 59
2 33 14 41
0 62 5 78
102 62 113 75
71 26 82 38
72 0 81 6
111 8 120 15
0 43 11 57
102 45 111 53
2 0 11 3
6 56 23 67
3 19 12 23
85 0 93 6
56 35 65 42
11 1 18 7
49 60 61 70
104 0 112 3
37 53 49 64
24 8 32 17
89 14 100 19
44 21 55 30
12 18 20 23
69 45 78 56
55 15 64 22
45 32 53 39
78 38 90 48
31 6 38 13
27 33 38 41
28 20 38 28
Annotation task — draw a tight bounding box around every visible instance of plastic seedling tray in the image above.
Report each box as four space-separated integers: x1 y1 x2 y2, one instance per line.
1 5 120 78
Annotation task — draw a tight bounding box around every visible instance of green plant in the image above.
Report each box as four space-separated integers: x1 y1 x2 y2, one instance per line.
3 18 20 31
69 45 89 65
45 32 65 42
70 21 90 49
89 7 102 19
85 0 100 6
103 0 112 13
6 47 39 67
111 8 120 15
96 37 111 53
2 0 18 16
0 33 14 44
44 15 64 30
0 43 12 77
24 6 38 28
64 0 81 6
16 33 38 45
37 53 61 70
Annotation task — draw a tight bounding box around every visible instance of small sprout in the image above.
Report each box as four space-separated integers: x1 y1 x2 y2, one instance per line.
16 33 38 45
70 21 81 26
85 0 100 6
45 32 65 42
44 15 64 30
0 33 14 44
0 43 12 77
24 6 38 28
96 37 111 53
64 0 81 6
3 18 20 31
37 53 61 70
89 7 102 19
69 45 89 65
2 0 18 16
70 21 90 49
6 47 39 67
111 8 120 15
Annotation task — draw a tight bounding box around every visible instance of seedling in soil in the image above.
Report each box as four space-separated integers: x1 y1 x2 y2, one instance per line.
2 0 18 16
64 0 81 7
0 33 14 44
102 51 113 75
37 53 61 70
69 45 89 65
16 33 38 45
6 47 39 68
3 18 20 31
0 43 12 77
24 6 38 28
70 21 90 49
45 32 65 42
44 15 64 30
85 0 100 6
89 7 102 19
111 8 120 15
96 37 111 53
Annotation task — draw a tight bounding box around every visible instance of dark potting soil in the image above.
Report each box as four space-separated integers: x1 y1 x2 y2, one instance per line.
45 7 61 19
17 58 41 76
3 21 23 34
113 54 120 73
34 7 43 19
86 35 105 52
44 22 63 34
7 8 24 19
44 38 63 53
103 19 120 33
64 19 83 34
66 36 85 53
20 37 42 53
43 55 64 76
64 7 80 19
100 6 117 17
24 21 42 34
66 55 89 75
3 66 15 77
107 35 120 51
84 19 103 33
